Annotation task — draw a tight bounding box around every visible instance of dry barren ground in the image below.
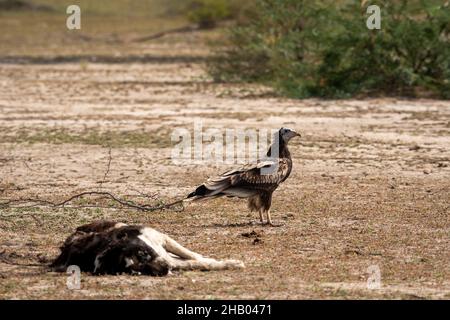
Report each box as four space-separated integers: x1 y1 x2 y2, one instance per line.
0 33 449 299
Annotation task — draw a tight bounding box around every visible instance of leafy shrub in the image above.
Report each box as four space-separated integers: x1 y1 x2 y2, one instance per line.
209 0 450 98
187 0 232 29
186 0 254 29
0 0 52 11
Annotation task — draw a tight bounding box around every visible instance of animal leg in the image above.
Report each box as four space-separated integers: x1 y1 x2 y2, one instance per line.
259 209 265 224
266 210 284 227
163 235 204 260
163 235 244 271
168 258 244 271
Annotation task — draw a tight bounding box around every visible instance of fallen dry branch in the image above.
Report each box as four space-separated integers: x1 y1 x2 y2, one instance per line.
0 191 185 212
0 250 44 268
132 25 200 42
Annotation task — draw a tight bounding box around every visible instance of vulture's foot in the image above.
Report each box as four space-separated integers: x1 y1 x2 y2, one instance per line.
259 221 284 227
265 211 283 227
268 222 284 227
255 221 269 227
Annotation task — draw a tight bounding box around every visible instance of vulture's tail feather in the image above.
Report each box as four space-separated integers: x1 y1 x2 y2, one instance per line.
187 184 208 199
186 185 225 202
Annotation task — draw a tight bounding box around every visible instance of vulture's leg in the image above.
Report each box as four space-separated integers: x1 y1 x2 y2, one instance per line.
266 210 273 225
259 209 265 224
266 210 284 227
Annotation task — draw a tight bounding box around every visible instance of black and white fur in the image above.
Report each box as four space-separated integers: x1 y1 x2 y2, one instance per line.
51 220 244 276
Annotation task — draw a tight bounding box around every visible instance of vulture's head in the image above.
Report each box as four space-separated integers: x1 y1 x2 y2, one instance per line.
279 127 301 144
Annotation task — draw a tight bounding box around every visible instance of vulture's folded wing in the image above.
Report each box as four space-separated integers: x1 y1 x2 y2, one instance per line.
229 159 291 188
195 158 291 198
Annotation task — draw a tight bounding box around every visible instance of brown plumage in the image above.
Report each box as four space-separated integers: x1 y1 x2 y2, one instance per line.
188 127 301 226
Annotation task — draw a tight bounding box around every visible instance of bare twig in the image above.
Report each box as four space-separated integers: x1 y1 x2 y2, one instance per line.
0 254 45 268
98 147 112 189
29 214 43 226
56 191 153 211
0 200 12 207
132 25 200 42
23 159 33 171
128 188 159 200
1 191 186 213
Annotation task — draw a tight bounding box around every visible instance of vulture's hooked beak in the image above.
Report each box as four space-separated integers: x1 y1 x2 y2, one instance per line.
288 130 301 144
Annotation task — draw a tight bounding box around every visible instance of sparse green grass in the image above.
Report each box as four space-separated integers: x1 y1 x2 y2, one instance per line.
1 1 190 56
1 4 449 299
33 0 179 17
0 127 172 148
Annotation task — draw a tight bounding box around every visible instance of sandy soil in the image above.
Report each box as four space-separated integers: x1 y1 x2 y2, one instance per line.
0 36 449 299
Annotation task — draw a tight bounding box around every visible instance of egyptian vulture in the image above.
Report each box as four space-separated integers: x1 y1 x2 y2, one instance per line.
187 127 301 226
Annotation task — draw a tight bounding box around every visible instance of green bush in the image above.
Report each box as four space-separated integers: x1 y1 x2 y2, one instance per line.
209 0 450 98
186 0 254 29
187 0 232 29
